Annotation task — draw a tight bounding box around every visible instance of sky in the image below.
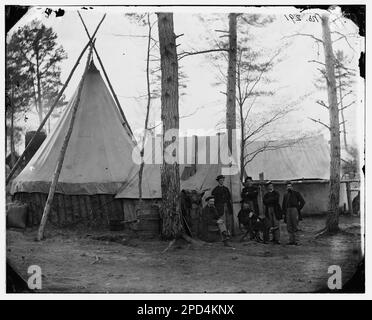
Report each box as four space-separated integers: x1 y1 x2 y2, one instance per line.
7 5 364 155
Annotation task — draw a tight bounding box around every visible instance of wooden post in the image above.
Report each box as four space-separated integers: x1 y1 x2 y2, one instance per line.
346 182 354 215
6 14 106 185
194 135 198 173
258 172 265 218
37 43 95 241
77 11 134 140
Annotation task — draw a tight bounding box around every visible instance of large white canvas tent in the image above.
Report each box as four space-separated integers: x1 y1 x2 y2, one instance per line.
244 135 330 180
11 61 139 225
243 135 349 214
115 133 242 231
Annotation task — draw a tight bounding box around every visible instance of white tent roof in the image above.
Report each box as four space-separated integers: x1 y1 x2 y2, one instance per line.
115 133 241 200
11 61 138 195
244 135 330 180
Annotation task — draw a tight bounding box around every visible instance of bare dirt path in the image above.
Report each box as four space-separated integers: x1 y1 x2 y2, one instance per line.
7 215 362 293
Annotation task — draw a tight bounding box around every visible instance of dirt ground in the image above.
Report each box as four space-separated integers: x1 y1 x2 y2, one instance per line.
7 215 363 293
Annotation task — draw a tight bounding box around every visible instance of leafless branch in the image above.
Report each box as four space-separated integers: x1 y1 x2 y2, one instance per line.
308 60 326 66
337 90 353 105
308 117 330 130
282 33 323 43
178 48 229 60
339 100 356 111
316 100 329 109
331 31 358 52
339 120 347 126
243 137 305 166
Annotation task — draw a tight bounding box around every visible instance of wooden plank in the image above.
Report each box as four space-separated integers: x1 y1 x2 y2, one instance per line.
64 194 73 223
56 193 65 225
90 195 100 221
71 195 80 221
84 195 93 221
99 194 109 223
79 196 87 221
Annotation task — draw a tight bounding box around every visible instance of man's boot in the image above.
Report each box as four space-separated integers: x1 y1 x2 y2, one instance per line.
222 231 232 247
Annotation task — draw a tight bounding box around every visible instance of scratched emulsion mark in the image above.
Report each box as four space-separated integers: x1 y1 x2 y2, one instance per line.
43 8 65 18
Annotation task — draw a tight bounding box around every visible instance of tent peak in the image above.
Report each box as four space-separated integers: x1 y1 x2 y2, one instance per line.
88 60 99 73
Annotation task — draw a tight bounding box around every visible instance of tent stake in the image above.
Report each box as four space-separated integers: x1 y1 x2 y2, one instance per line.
77 11 134 140
6 14 106 185
37 43 95 241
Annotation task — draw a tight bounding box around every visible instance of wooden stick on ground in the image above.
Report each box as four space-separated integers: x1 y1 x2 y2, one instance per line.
6 14 106 185
36 41 96 241
77 11 134 140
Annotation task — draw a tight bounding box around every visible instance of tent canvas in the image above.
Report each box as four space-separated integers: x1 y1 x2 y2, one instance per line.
244 135 330 180
115 133 242 200
11 62 138 196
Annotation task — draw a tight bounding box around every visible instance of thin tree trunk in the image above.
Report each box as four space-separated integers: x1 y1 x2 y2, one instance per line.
36 54 43 125
226 13 237 154
157 12 183 240
321 13 340 233
225 13 237 235
337 66 350 154
138 13 152 211
239 103 245 182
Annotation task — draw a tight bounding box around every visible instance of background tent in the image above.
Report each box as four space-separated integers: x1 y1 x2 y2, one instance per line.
11 62 139 225
243 135 349 214
244 135 330 180
115 133 242 232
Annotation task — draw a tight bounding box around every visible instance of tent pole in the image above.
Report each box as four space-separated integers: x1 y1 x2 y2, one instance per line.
6 14 106 185
37 42 95 241
77 11 134 140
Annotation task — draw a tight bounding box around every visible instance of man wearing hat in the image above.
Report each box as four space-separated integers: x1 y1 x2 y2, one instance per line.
263 181 282 244
211 175 233 235
282 181 306 245
202 195 231 246
241 176 260 216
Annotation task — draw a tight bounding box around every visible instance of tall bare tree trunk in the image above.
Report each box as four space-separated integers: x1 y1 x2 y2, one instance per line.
337 65 350 154
157 12 183 239
321 13 340 233
138 14 152 212
226 13 237 154
239 102 245 182
36 54 43 124
225 13 238 235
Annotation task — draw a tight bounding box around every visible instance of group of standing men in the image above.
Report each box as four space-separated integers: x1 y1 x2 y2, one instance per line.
202 175 306 246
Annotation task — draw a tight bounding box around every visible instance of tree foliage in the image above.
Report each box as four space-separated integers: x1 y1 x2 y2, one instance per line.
6 19 67 125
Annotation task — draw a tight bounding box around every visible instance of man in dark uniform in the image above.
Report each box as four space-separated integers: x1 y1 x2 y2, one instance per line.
211 175 233 235
241 176 260 216
282 181 306 245
263 181 282 244
238 200 264 242
201 196 231 246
